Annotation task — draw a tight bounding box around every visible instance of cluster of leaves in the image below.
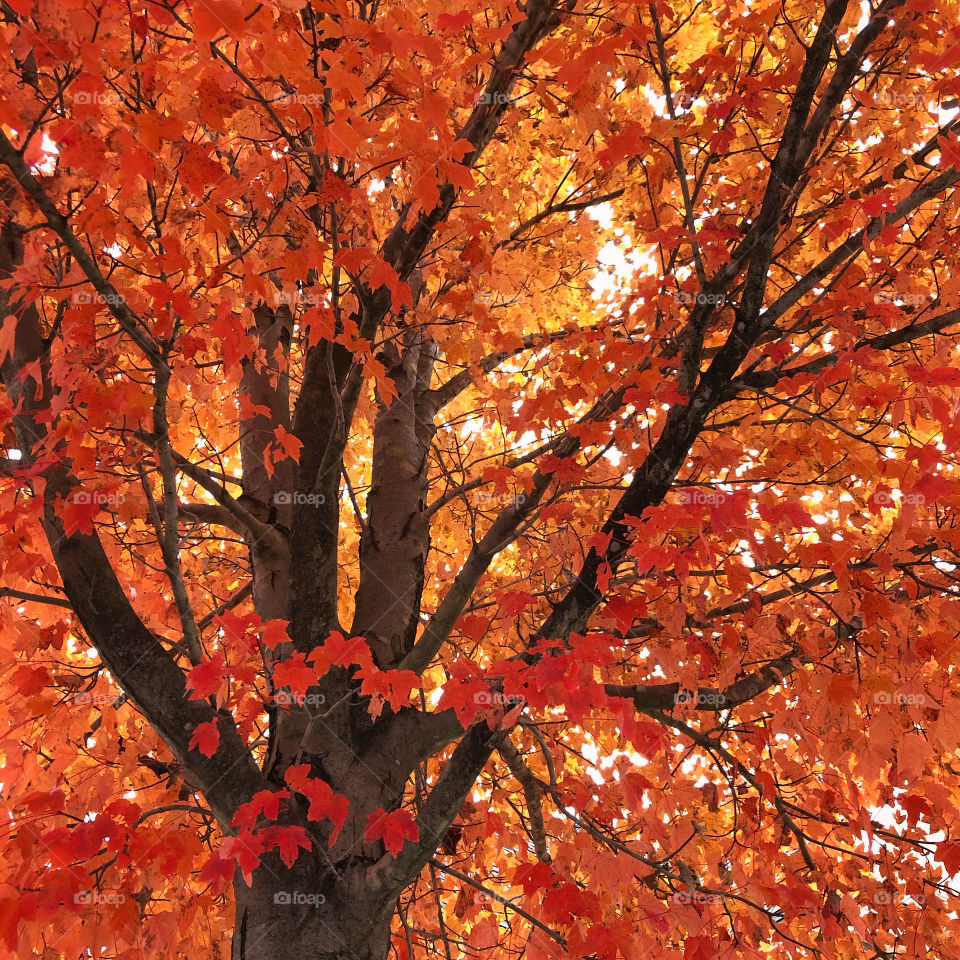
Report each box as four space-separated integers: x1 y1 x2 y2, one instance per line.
1 0 960 957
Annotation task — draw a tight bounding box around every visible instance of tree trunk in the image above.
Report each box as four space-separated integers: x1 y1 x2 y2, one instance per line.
231 857 394 960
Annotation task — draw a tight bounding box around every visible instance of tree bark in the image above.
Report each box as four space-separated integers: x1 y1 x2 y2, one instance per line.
231 856 394 960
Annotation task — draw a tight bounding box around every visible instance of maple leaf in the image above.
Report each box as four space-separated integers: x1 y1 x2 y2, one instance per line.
308 631 375 678
284 765 350 845
272 425 303 463
333 246 373 275
364 808 419 857
258 824 312 868
0 315 18 365
436 10 471 30
219 830 266 887
259 618 292 650
359 665 418 719
188 719 220 758
368 257 413 312
272 653 315 699
231 789 291 830
197 853 236 895
185 651 227 701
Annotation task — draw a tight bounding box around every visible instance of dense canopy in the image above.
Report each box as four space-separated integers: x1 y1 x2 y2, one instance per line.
2 0 960 958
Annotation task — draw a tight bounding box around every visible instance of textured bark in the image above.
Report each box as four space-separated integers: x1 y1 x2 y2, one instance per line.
352 328 438 668
240 302 295 625
288 338 347 651
231 855 394 960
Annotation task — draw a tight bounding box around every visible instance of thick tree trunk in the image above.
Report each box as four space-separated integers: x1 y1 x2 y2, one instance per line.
230 858 394 960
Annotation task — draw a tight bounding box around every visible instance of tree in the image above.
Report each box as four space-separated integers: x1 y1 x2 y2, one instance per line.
1 0 960 956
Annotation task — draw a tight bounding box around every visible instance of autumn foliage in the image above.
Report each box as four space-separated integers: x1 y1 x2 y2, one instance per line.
2 0 960 957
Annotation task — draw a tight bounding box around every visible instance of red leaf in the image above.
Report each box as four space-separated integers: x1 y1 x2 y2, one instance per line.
198 853 236 895
333 245 372 275
515 861 555 896
284 765 350 845
259 619 292 650
219 829 266 886
358 666 418 720
188 719 220 758
230 789 291 829
364 808 419 857
185 651 227 701
259 824 312 868
436 9 471 29
308 631 375 678
273 653 315 699
272 425 303 463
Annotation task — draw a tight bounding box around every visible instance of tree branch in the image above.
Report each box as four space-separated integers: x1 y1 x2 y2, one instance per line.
0 130 165 367
604 646 805 713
